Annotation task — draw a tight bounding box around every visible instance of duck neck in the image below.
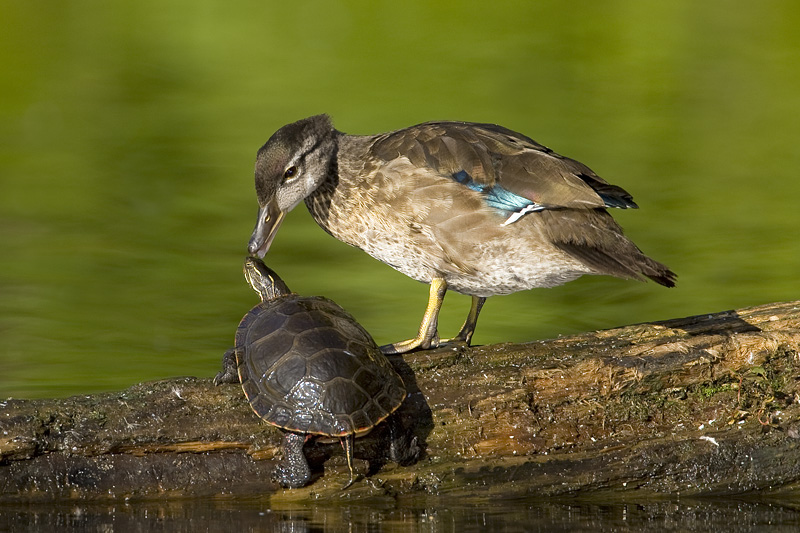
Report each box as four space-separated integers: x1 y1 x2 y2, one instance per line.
304 132 374 241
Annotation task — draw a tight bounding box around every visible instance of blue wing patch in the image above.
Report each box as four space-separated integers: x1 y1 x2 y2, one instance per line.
452 170 484 192
452 170 544 225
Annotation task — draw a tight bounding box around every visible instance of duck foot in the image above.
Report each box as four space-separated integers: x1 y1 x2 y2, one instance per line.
380 278 447 355
441 295 486 346
380 333 440 355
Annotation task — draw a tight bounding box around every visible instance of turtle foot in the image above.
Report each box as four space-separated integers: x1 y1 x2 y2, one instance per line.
213 348 240 386
388 415 421 466
272 432 311 489
272 463 311 489
389 435 420 466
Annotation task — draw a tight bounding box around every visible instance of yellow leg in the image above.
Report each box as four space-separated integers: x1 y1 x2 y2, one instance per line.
381 278 447 355
442 295 486 345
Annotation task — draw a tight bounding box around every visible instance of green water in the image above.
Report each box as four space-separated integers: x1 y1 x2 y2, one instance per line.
2 499 800 532
2 1 799 402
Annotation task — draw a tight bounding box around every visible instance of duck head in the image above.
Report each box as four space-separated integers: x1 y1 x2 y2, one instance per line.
248 115 337 257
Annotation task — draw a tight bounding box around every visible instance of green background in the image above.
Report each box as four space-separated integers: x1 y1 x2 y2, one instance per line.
2 0 798 397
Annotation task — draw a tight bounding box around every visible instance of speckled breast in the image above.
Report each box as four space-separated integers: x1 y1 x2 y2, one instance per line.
234 295 406 437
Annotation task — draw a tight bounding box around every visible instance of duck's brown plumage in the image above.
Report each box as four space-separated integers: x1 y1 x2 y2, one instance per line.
248 115 675 353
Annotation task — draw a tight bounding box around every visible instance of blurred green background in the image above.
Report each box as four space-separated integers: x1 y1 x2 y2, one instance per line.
1 0 798 398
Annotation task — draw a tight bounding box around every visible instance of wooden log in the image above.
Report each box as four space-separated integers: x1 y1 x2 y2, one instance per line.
2 300 800 502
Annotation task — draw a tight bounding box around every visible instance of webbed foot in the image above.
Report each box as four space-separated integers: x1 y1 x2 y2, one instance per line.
380 332 440 355
380 278 447 355
440 295 486 346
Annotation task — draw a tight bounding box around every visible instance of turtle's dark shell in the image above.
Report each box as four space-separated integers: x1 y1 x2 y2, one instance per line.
234 295 406 437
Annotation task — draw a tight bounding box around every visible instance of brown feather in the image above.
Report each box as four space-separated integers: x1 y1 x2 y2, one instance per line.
371 121 633 210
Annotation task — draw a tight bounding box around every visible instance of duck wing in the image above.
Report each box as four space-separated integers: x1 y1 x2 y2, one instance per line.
369 121 638 213
368 121 676 287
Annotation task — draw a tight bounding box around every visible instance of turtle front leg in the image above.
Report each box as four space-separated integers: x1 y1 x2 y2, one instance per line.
381 278 447 354
213 348 240 385
272 432 312 489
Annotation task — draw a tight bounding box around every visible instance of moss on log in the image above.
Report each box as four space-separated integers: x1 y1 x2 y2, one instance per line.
2 300 800 502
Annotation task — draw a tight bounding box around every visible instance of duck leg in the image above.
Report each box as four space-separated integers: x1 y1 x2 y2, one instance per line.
442 296 486 345
381 277 447 354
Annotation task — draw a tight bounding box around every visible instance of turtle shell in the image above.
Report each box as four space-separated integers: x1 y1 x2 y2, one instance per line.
234 295 406 437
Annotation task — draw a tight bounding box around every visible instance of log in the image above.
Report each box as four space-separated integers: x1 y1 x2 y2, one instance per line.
2 300 800 503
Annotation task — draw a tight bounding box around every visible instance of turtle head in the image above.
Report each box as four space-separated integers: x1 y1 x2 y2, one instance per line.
243 257 292 302
248 115 337 258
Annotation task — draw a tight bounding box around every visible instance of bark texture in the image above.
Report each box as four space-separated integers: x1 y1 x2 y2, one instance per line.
2 300 800 502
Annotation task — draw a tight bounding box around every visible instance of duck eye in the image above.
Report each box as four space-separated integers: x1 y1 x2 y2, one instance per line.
283 166 298 180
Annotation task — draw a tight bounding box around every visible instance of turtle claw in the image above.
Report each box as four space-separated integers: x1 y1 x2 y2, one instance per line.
390 434 421 466
388 414 421 465
272 464 310 489
213 348 240 385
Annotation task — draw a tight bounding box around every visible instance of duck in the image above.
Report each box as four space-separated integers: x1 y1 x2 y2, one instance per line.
247 115 676 354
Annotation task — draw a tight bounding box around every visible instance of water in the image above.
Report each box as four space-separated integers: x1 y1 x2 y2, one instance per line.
2 0 800 527
1 499 799 532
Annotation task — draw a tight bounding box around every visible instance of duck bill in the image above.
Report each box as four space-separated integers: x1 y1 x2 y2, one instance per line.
247 200 286 258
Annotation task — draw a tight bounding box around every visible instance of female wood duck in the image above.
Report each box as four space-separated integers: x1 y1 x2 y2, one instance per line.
247 115 676 354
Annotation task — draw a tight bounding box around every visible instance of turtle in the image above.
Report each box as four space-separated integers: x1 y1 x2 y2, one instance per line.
214 257 417 488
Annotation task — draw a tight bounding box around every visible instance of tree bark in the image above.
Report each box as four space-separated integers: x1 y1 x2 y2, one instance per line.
2 300 800 502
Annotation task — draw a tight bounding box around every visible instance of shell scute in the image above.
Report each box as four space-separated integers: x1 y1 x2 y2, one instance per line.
235 293 406 437
320 377 372 416
306 348 363 383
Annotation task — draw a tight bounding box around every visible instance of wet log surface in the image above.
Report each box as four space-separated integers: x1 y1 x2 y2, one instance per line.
2 300 800 503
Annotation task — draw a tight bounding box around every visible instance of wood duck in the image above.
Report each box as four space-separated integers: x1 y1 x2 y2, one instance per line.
247 115 676 354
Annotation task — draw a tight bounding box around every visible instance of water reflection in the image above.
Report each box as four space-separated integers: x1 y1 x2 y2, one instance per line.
2 498 799 532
